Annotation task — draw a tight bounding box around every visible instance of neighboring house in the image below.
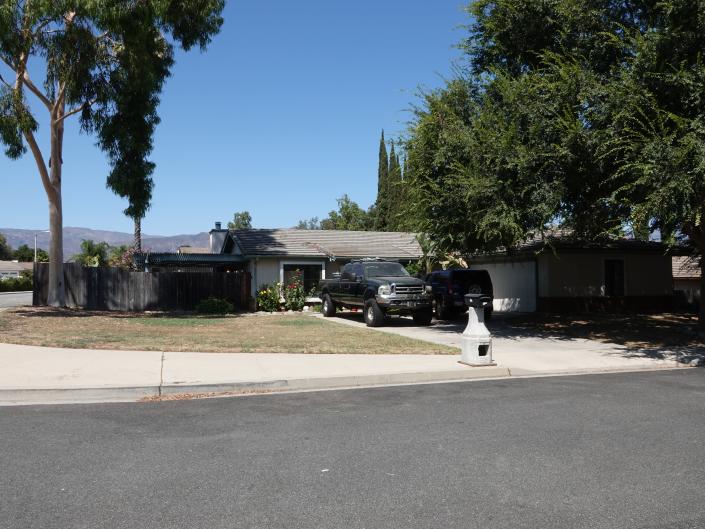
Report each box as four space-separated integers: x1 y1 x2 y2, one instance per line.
0 261 33 280
177 245 210 254
469 238 676 313
210 225 422 296
672 256 701 307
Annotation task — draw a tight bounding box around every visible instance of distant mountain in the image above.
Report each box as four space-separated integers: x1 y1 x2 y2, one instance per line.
0 227 210 257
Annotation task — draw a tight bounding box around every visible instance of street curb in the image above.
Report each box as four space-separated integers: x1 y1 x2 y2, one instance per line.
0 291 32 295
0 368 511 406
0 364 695 406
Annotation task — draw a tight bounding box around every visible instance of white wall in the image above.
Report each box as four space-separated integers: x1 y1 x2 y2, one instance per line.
470 260 536 312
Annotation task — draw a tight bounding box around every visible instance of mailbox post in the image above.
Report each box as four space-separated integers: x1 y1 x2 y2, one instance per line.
459 293 496 366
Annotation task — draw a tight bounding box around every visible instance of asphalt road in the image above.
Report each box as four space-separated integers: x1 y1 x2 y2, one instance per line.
0 291 32 308
1 370 704 529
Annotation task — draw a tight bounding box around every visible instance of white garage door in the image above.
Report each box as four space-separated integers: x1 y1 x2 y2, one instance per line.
470 260 536 312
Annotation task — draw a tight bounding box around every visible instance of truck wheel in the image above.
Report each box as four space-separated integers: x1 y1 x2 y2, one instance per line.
413 308 433 326
321 294 336 317
364 299 385 327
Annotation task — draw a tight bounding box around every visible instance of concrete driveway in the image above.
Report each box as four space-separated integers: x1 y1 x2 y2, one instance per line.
318 311 701 375
0 291 32 309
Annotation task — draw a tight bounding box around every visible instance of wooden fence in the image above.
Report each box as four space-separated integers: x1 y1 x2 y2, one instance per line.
33 263 251 311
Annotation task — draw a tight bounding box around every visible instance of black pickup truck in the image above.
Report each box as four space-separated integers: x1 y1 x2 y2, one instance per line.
318 259 433 327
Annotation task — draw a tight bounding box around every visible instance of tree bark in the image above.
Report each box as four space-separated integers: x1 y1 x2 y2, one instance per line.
134 217 142 253
699 248 705 331
46 92 67 307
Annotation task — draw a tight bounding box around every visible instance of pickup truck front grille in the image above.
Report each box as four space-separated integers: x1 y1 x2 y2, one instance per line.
394 285 425 296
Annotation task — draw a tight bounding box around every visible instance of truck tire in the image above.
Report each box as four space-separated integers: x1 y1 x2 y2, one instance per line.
413 308 433 326
321 294 336 317
364 299 385 327
435 297 454 320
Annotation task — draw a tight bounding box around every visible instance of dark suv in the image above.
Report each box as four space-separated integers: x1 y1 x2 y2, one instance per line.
425 269 494 320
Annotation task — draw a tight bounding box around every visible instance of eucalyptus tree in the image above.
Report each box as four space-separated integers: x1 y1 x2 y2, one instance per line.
0 1 224 305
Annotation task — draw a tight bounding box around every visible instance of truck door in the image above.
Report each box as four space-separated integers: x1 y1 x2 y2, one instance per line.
339 263 356 304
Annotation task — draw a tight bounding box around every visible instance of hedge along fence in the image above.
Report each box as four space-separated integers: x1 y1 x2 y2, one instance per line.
33 263 251 312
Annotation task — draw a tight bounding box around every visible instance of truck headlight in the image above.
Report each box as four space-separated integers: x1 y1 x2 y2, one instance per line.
378 285 391 296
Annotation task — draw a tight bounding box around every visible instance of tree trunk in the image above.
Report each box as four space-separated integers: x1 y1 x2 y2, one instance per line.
699 252 705 331
47 194 65 307
134 217 142 253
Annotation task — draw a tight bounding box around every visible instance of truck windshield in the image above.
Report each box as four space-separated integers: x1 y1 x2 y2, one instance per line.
364 262 410 278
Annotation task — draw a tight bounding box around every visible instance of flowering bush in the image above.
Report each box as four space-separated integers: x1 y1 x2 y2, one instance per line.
283 270 306 311
257 282 282 312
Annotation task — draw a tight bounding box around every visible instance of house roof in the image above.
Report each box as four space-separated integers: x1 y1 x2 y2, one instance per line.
134 253 247 268
226 229 422 260
0 261 33 273
672 256 701 279
177 246 210 254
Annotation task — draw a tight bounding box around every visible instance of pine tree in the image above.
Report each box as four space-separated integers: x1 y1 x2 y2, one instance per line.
375 131 390 230
386 144 402 231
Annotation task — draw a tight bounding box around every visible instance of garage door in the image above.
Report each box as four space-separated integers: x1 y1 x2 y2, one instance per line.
470 260 536 312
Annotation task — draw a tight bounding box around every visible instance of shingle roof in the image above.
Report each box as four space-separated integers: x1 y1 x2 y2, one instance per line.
0 261 33 273
672 256 701 279
228 229 422 259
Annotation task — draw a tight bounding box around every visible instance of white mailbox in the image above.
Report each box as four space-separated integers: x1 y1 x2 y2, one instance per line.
459 293 495 366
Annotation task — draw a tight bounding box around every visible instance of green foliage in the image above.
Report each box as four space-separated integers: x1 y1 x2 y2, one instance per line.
108 245 137 270
73 239 110 267
0 272 32 292
228 211 253 230
12 244 48 262
375 130 390 230
320 195 375 231
295 217 321 230
256 282 282 312
406 0 705 264
283 270 306 311
0 233 12 260
195 296 234 315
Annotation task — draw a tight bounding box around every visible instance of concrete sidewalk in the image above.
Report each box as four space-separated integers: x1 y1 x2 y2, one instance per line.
0 335 692 405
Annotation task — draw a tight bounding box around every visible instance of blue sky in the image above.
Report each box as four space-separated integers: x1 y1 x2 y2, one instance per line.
1 1 467 235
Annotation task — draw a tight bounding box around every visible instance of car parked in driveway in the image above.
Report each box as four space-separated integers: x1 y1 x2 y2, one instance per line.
318 259 433 327
425 269 494 320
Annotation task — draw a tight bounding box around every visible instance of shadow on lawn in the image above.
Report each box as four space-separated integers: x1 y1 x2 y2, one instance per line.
9 307 248 320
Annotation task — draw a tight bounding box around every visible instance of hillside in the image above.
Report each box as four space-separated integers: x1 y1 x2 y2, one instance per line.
0 227 210 257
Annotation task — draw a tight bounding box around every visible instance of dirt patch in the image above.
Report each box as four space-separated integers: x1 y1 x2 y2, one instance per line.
0 307 457 355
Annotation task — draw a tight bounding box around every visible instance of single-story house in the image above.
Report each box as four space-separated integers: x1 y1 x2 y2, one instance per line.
672 256 701 308
469 237 678 313
210 224 423 296
0 261 33 280
134 224 423 299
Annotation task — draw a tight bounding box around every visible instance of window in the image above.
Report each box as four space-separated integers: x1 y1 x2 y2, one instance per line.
364 262 409 278
604 259 625 297
351 263 364 280
340 264 355 281
283 264 322 293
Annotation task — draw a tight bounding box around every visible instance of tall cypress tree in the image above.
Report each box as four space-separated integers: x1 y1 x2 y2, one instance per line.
387 144 402 231
375 131 390 230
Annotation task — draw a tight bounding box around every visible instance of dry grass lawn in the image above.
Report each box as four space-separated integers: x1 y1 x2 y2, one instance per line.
0 307 457 355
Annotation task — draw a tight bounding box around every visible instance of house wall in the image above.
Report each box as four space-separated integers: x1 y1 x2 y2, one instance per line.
674 278 700 306
470 259 537 312
537 253 672 297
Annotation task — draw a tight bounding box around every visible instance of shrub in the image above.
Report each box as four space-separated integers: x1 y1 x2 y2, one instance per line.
196 296 234 315
0 273 33 292
283 271 306 311
257 282 282 312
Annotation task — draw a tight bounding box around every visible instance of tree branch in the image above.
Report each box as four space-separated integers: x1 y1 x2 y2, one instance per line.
23 127 56 201
22 72 52 110
55 98 97 124
0 72 11 89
